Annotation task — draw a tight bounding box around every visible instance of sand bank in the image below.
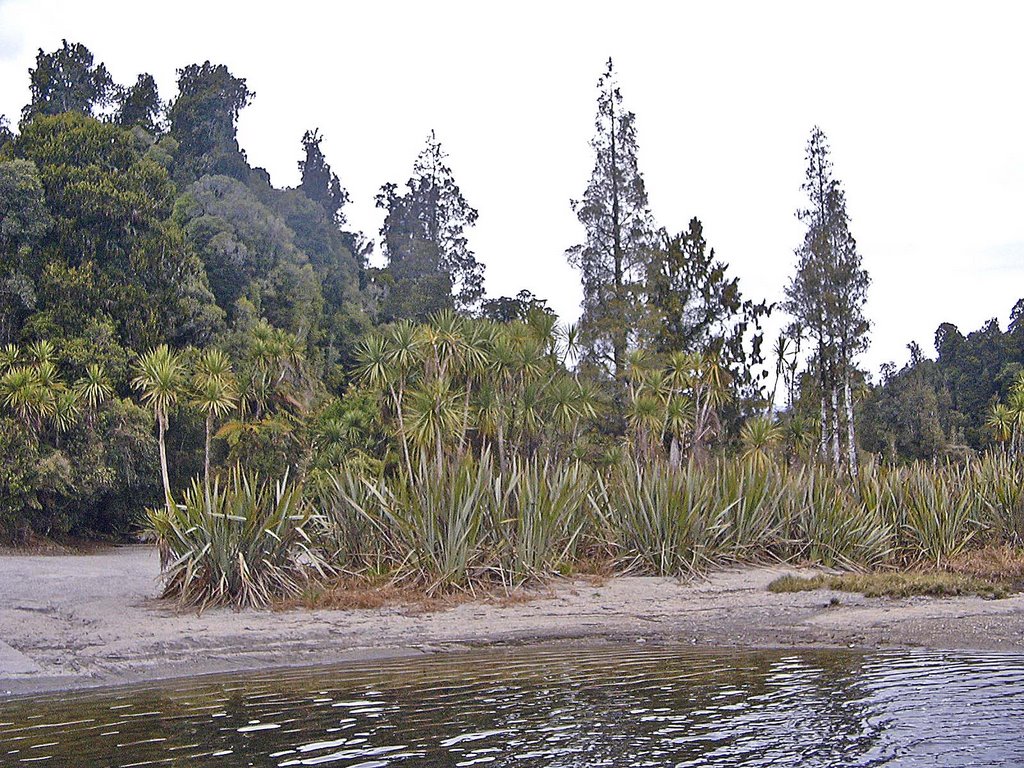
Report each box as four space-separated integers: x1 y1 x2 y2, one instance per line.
2 546 1023 696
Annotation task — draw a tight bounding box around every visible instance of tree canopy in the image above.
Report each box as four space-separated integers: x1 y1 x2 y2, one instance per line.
376 131 484 321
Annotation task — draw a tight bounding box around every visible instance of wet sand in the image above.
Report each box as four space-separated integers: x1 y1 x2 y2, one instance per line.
2 545 1023 697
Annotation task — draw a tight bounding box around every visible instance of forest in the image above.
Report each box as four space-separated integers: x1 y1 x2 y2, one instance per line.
1 43 1022 604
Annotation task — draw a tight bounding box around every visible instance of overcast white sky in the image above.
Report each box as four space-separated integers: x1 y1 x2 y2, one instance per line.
1 0 1022 377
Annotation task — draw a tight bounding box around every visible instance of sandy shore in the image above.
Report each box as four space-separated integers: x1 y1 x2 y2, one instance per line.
2 545 1023 697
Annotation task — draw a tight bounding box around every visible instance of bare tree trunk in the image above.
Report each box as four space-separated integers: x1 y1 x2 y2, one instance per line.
819 395 829 461
844 376 857 478
669 435 681 469
158 413 172 509
204 413 212 506
830 385 841 468
390 383 413 480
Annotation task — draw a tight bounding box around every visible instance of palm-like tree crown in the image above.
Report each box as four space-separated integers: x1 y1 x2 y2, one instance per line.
75 363 113 412
132 345 186 420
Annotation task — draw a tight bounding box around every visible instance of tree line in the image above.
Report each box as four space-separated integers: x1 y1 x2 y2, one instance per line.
0 42 1006 543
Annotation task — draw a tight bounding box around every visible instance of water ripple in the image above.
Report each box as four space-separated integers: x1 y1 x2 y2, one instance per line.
2 645 1024 766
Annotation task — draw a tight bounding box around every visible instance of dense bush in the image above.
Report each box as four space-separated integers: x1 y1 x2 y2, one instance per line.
147 469 324 609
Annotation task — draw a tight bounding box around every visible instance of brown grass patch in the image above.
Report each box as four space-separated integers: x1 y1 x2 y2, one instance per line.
769 570 1017 600
946 545 1024 583
277 574 549 614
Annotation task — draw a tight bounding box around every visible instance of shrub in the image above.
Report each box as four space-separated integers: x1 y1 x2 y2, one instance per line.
147 469 324 609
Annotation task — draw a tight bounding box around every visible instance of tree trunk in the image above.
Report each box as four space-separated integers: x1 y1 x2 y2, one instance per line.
609 84 626 382
831 385 841 468
818 341 829 462
158 413 172 509
819 394 828 461
844 376 857 477
204 413 212 506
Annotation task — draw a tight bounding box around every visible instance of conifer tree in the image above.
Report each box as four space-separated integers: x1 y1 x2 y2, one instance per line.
376 132 483 320
21 40 115 124
299 128 350 227
567 58 654 382
168 61 253 182
784 127 869 473
116 73 163 134
644 218 771 409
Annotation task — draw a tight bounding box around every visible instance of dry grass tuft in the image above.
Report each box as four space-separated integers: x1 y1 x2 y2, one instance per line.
946 545 1024 583
280 574 547 614
769 570 1017 600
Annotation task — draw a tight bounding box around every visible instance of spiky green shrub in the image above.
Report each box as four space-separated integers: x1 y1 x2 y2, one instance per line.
311 465 388 570
971 454 1024 546
712 460 786 560
147 469 324 610
332 457 497 592
895 464 977 565
597 461 728 575
782 466 891 568
499 457 594 584
321 455 595 592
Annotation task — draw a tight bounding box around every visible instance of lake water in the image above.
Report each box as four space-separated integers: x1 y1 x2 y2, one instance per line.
2 643 1023 766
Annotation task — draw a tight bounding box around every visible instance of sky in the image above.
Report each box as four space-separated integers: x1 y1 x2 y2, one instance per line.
1 0 1022 378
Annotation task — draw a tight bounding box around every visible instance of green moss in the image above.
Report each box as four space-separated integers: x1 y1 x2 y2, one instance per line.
768 571 1015 600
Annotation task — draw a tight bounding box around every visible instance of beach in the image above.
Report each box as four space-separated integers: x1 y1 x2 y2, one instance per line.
2 545 1023 697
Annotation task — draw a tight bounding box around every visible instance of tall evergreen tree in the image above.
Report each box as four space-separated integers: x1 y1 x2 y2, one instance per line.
167 62 253 182
21 41 115 124
567 58 654 382
376 131 483 320
0 116 13 154
644 218 771 409
116 73 163 134
783 127 869 473
298 129 350 227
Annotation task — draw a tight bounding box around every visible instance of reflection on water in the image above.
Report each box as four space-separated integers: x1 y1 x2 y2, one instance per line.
2 644 1023 766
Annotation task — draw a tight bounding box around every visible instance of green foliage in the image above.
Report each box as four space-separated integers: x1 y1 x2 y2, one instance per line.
167 61 252 183
858 307 1024 461
768 572 1013 600
310 389 387 470
858 353 950 460
595 461 725 575
22 40 116 123
16 112 220 349
897 464 977 566
298 128 349 226
116 73 163 134
320 455 593 592
147 469 324 609
0 390 159 541
644 219 770 408
783 127 869 470
740 416 783 470
480 291 554 324
376 131 484 320
972 453 1024 546
174 175 326 340
313 454 1024 592
0 417 41 537
566 58 653 381
0 115 12 154
785 466 891 568
0 158 51 341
